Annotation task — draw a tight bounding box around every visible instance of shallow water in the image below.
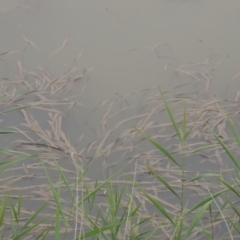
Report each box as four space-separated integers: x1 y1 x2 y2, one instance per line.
1 0 240 141
1 0 240 239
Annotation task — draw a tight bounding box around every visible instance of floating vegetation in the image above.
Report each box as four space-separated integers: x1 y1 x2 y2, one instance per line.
0 44 240 239
1 3 240 237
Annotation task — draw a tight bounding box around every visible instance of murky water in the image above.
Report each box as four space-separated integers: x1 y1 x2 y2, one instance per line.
1 0 240 137
1 0 240 239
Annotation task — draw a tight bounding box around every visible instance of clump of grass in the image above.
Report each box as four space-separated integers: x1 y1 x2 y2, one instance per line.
2 85 240 239
133 89 240 239
2 41 240 239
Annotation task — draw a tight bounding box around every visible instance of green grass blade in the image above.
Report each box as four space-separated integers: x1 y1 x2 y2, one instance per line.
78 220 126 239
183 201 212 240
35 224 53 240
40 159 68 227
10 208 16 237
209 127 240 170
158 86 183 145
0 105 30 115
93 210 113 240
217 177 240 198
21 201 49 231
82 209 113 239
0 155 35 173
183 103 187 138
0 196 6 227
10 201 18 223
190 145 217 154
146 165 180 199
116 197 129 235
17 191 22 217
13 213 53 240
0 82 35 104
135 128 181 168
227 199 240 218
188 173 220 182
227 116 240 140
114 183 126 217
135 182 175 226
130 230 152 240
56 163 74 198
184 112 203 140
186 188 227 215
55 208 60 240
200 220 212 240
224 111 240 147
78 163 128 206
0 148 30 156
129 204 141 218
228 218 240 235
143 228 159 240
213 198 229 222
0 130 20 134
132 216 152 228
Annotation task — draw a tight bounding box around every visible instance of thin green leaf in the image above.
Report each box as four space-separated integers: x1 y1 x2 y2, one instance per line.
158 86 183 145
184 112 204 140
0 130 19 134
132 216 152 228
0 197 6 227
78 220 126 239
40 159 68 227
21 201 48 231
130 231 152 240
0 82 35 104
10 201 18 223
13 213 53 240
183 201 212 240
183 103 187 138
115 184 126 217
0 105 30 115
129 204 141 218
10 208 15 237
143 227 159 240
0 155 35 169
78 163 128 206
188 173 220 182
17 191 22 217
209 127 240 170
55 208 60 240
200 220 212 240
186 188 227 215
135 182 175 226
226 115 240 147
146 165 180 199
56 163 74 198
135 128 181 168
227 199 240 218
218 177 240 198
213 198 229 222
191 145 217 154
35 224 53 240
228 217 240 235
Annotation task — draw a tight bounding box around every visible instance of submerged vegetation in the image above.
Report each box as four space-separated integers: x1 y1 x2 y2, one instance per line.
1 44 240 240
